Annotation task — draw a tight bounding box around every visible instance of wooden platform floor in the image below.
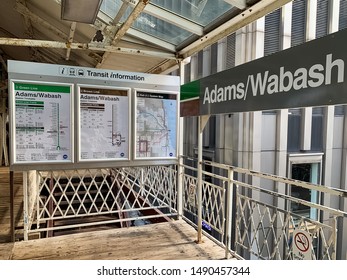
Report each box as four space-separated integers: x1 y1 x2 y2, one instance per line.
0 219 231 260
0 166 23 243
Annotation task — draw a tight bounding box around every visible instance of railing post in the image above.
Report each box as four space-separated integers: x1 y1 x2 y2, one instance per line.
177 113 184 218
225 167 234 259
197 116 203 243
177 159 183 218
331 215 337 260
140 168 144 197
169 165 173 213
23 171 29 241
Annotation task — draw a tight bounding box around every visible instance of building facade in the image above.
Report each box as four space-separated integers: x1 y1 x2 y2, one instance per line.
176 0 347 259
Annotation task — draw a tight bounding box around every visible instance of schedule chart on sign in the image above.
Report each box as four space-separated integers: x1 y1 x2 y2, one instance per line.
14 83 72 163
79 87 129 161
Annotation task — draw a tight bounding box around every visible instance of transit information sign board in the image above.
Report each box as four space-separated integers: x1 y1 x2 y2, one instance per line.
13 82 72 163
135 90 178 159
78 86 130 161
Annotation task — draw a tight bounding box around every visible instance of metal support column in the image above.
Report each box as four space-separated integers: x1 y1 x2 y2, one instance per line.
10 171 14 242
197 115 209 243
23 171 28 241
225 167 234 259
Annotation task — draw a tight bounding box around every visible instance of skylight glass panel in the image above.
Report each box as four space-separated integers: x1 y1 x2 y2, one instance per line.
151 0 234 26
132 12 193 45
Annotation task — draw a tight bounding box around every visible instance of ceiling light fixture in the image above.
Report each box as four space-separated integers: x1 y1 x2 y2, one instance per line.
61 0 103 24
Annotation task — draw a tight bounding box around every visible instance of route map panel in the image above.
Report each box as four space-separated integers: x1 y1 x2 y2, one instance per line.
13 82 72 163
135 90 177 159
79 87 130 161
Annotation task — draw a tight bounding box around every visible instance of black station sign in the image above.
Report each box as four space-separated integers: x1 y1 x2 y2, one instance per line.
184 28 347 115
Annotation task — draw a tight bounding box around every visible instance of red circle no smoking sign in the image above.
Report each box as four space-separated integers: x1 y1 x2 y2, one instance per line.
294 232 310 252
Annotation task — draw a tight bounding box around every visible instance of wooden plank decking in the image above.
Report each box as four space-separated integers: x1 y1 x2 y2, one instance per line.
0 167 23 243
0 219 230 260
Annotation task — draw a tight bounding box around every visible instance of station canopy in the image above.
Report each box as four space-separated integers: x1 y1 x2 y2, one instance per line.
0 0 290 74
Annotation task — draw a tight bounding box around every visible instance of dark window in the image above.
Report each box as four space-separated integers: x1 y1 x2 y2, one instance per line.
197 51 203 79
316 0 328 38
291 163 312 217
291 0 307 47
335 105 345 116
211 43 218 74
184 62 191 83
339 0 347 30
264 7 281 56
311 107 323 151
287 109 301 152
226 33 236 69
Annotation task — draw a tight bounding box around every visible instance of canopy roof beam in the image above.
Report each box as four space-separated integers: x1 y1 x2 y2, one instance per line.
0 37 177 60
66 22 77 61
97 0 150 67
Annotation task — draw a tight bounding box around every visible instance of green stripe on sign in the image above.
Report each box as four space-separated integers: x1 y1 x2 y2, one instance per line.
14 83 70 93
15 100 44 105
180 80 200 101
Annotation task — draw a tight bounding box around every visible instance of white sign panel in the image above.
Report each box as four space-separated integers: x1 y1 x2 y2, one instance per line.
79 86 130 161
292 229 313 260
135 90 178 159
13 82 72 163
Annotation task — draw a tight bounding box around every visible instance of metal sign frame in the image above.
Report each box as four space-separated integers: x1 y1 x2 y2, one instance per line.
76 84 131 162
134 88 179 160
8 60 180 171
10 79 74 165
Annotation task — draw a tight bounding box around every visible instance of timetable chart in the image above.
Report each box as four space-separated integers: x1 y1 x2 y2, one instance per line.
14 82 72 163
79 87 129 161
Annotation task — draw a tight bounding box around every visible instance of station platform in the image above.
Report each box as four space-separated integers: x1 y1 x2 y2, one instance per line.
0 219 231 260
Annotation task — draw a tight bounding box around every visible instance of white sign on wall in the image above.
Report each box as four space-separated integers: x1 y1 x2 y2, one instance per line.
135 90 178 159
292 229 313 260
78 86 130 161
13 81 73 164
8 60 180 170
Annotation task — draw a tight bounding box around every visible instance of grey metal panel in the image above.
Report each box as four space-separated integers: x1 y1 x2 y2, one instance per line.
223 148 233 165
214 148 225 164
260 151 276 205
261 113 276 151
260 152 276 180
224 114 234 150
333 116 344 149
331 148 343 189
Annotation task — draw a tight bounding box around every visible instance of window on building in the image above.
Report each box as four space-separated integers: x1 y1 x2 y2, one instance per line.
339 0 347 30
197 50 203 79
290 163 320 219
291 0 307 47
311 107 323 151
316 0 328 38
335 105 345 116
226 33 236 69
184 62 191 83
264 7 281 56
287 109 302 152
211 43 218 74
288 154 322 222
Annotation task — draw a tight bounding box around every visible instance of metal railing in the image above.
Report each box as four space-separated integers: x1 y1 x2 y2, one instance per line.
180 156 347 260
23 166 177 239
21 157 347 260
